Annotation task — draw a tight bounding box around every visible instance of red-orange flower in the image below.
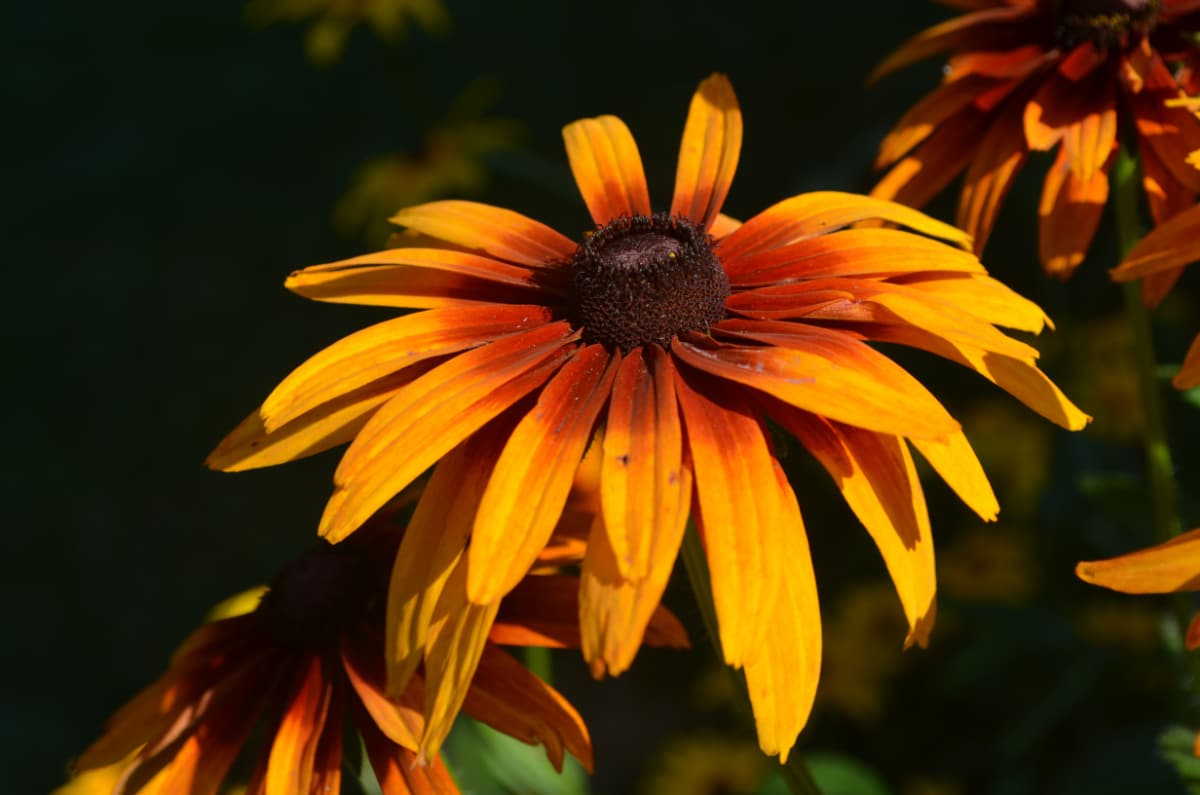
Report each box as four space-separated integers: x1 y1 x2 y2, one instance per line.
209 74 1088 760
68 521 595 794
872 0 1200 284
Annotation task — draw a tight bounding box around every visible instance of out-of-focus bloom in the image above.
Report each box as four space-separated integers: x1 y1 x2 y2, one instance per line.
245 0 448 65
818 582 909 724
209 73 1088 760
1111 201 1200 388
66 521 597 794
640 736 768 795
1077 527 1200 649
1066 313 1144 439
939 526 1037 603
1077 600 1163 649
336 116 523 247
956 399 1053 518
872 0 1200 283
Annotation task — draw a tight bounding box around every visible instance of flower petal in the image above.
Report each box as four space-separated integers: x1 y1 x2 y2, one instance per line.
719 192 971 263
671 74 742 231
743 460 820 762
673 335 960 440
768 406 936 648
876 76 992 168
319 322 578 542
869 4 1038 82
870 113 991 215
341 637 425 750
359 720 459 795
563 115 652 225
1174 334 1200 390
672 369 784 668
265 657 333 795
1076 527 1200 594
467 345 619 603
910 430 1000 521
1037 146 1109 279
1110 203 1200 282
390 200 577 267
958 101 1028 253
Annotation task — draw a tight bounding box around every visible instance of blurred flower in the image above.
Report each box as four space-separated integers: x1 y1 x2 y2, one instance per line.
1111 201 1200 388
1078 527 1200 653
818 582 910 725
209 73 1088 761
1077 599 1163 649
939 526 1038 603
872 0 1200 283
335 117 523 248
65 520 597 794
1068 312 1144 440
245 0 449 66
639 735 768 795
957 399 1053 518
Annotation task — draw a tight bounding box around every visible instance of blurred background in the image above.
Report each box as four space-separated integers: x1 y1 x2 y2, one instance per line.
10 1 1200 792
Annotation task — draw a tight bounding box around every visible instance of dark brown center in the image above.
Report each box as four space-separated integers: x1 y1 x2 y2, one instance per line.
567 213 729 351
1053 0 1161 49
258 542 369 647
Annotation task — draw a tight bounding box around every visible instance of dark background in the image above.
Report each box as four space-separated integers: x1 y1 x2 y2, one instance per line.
10 2 1200 793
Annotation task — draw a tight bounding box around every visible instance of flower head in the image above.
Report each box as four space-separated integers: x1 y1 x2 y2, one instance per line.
872 0 1200 284
210 74 1088 760
68 518 594 793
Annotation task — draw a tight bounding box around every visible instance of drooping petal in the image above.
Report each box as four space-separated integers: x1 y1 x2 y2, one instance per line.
1076 527 1200 594
672 369 784 668
358 719 459 795
742 460 821 762
563 115 651 225
420 559 502 762
467 345 619 604
1130 57 1200 196
673 335 961 440
671 74 742 231
1037 146 1109 279
1174 335 1200 390
719 192 971 264
264 657 333 795
386 420 513 694
870 111 991 214
724 227 985 287
892 271 1051 333
910 430 1000 521
341 637 425 750
1110 203 1200 281
462 645 594 774
319 322 578 542
876 76 993 168
767 406 936 648
958 101 1028 252
261 305 555 431
869 4 1038 82
308 693 343 795
389 201 576 267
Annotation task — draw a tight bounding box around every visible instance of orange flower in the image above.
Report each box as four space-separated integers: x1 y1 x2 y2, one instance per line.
209 74 1088 760
1110 201 1200 387
68 522 597 794
872 0 1200 283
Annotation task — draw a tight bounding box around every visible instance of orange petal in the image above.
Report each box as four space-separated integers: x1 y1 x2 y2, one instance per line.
341 637 425 750
719 192 971 263
869 4 1036 83
672 369 784 668
390 200 576 267
308 695 343 795
768 407 936 648
420 559 502 762
893 272 1051 333
672 335 961 440
670 74 742 230
1174 334 1200 390
1187 611 1200 652
958 103 1028 253
1076 527 1200 594
265 657 333 795
870 113 991 214
1038 146 1109 279
1111 203 1200 282
910 430 1000 521
600 346 689 580
876 76 992 168
1130 57 1200 196
319 322 578 542
709 212 742 240
261 305 555 431
386 422 511 695
462 644 594 774
563 115 651 225
724 227 985 287
359 721 459 795
467 345 619 603
743 460 821 762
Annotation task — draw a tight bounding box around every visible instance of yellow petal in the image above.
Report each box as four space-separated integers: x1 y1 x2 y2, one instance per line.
910 430 1000 522
563 115 651 225
1076 527 1200 594
671 74 742 230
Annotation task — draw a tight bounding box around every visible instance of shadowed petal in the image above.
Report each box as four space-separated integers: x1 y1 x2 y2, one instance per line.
1038 146 1108 279
1110 203 1200 281
359 720 459 795
265 657 333 795
958 102 1028 252
910 430 1000 521
563 115 652 224
467 345 620 604
870 3 1037 82
671 74 742 231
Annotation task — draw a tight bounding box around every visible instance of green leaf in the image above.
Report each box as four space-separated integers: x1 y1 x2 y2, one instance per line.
444 716 589 795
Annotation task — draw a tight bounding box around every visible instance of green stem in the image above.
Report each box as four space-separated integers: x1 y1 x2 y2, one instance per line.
681 525 823 795
523 645 553 684
1112 146 1199 702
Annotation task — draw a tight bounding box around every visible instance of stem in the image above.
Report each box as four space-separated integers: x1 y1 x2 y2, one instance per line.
681 525 823 795
1112 146 1200 702
523 646 553 684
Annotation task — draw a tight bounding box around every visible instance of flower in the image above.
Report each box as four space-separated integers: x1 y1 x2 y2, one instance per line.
66 519 597 794
871 0 1200 283
209 74 1088 760
1111 200 1200 388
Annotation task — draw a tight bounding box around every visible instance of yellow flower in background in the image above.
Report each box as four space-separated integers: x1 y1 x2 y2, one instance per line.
818 582 909 725
938 526 1037 604
640 736 768 795
245 0 449 65
1077 527 1200 650
65 521 604 794
209 73 1089 761
1110 202 1200 389
956 399 1053 519
871 0 1200 282
1068 313 1144 440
